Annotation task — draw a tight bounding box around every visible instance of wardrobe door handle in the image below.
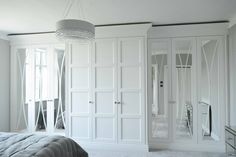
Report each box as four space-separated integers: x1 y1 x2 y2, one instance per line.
89 101 93 104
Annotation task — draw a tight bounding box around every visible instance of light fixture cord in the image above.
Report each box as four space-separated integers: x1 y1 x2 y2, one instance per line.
63 0 86 20
63 0 75 19
77 0 85 20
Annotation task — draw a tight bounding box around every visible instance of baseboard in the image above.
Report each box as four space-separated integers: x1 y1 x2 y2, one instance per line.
149 142 225 152
74 141 149 152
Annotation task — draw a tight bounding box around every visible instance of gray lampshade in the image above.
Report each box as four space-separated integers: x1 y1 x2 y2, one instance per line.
56 19 95 40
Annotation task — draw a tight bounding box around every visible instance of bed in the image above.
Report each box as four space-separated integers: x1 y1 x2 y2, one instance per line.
0 133 88 157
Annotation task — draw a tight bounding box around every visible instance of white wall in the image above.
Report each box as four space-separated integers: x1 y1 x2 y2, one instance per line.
229 24 236 126
0 38 10 131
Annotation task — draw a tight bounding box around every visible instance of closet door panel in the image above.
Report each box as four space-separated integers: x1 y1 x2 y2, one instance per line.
92 39 117 142
172 37 197 142
118 37 144 144
71 117 90 139
71 92 90 114
95 67 114 89
148 39 172 141
95 118 115 140
95 40 116 65
12 47 32 132
121 118 141 141
120 39 141 65
71 44 90 65
71 67 89 89
121 92 141 115
121 67 141 89
197 36 225 143
69 42 92 141
95 92 114 114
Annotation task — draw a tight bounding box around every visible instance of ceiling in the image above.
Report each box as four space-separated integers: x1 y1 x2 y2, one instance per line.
0 0 236 34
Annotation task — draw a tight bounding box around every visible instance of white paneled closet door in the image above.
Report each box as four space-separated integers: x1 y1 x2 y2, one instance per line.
68 37 146 145
92 39 118 142
69 42 92 141
118 37 145 144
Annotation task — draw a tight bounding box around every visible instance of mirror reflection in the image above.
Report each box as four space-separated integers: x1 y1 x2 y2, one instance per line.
16 48 29 132
151 41 169 139
174 40 193 140
200 39 220 141
15 46 66 133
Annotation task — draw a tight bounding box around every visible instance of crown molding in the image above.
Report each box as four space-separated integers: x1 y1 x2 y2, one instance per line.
0 31 9 41
229 14 236 28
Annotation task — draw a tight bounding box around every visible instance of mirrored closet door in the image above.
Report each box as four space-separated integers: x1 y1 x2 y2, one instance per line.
197 36 225 143
148 36 226 146
11 45 66 134
172 38 197 142
12 47 31 132
149 39 172 142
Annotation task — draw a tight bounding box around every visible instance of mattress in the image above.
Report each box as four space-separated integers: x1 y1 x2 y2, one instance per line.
0 133 88 157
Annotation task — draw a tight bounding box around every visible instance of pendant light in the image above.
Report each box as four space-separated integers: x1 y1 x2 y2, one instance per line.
56 0 95 40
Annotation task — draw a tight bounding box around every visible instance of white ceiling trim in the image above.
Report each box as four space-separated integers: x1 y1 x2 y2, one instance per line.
0 32 9 41
229 14 236 28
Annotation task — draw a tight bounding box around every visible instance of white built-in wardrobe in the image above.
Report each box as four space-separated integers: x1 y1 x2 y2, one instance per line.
148 23 228 152
9 23 228 152
68 37 146 144
67 24 151 150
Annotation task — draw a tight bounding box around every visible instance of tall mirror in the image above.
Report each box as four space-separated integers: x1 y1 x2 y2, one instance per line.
34 48 48 132
54 47 66 133
173 39 195 140
15 48 30 132
150 40 170 140
199 38 222 141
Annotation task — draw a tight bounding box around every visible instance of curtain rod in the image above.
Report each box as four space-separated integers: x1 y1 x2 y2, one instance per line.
8 31 55 36
152 20 228 27
7 20 229 36
7 22 152 36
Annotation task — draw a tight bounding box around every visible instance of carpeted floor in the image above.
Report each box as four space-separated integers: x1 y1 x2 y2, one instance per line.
87 150 226 157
